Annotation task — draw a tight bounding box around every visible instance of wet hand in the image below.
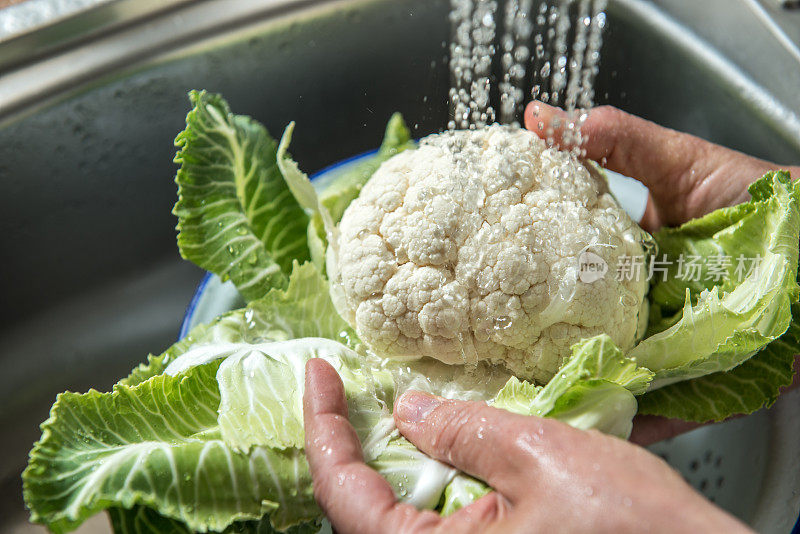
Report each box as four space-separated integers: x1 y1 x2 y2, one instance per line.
525 102 800 444
303 358 751 534
524 101 800 232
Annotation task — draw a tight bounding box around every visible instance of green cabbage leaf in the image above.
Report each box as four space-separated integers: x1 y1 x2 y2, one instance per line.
493 334 653 438
24 264 647 533
174 91 309 301
23 93 800 534
634 172 800 420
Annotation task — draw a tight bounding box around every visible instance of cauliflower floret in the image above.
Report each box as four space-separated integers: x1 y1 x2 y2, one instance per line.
332 125 649 383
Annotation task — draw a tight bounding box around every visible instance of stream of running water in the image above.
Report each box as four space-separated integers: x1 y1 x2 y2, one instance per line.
448 0 608 146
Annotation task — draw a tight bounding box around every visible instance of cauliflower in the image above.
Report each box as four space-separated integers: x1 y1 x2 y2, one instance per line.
331 125 649 383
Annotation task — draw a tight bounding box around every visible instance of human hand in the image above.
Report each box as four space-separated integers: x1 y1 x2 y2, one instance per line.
303 358 751 534
524 101 800 232
525 102 800 444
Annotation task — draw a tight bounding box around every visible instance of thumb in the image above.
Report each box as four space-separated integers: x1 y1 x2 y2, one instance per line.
394 391 566 502
524 101 778 227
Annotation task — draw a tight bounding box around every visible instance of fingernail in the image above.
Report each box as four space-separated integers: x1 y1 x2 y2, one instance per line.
395 391 441 423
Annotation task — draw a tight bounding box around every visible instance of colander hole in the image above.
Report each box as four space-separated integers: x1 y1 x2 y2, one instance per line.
703 450 713 463
700 479 709 491
716 476 724 488
689 460 699 472
714 457 722 468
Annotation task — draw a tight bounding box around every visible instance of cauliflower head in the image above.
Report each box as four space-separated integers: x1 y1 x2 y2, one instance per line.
331 125 649 383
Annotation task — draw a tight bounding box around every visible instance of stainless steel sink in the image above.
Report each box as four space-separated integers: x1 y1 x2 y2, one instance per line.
1 0 798 532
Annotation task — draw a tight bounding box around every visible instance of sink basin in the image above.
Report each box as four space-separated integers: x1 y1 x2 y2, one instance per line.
1 0 798 532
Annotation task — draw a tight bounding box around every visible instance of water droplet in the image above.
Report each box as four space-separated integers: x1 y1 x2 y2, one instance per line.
493 316 512 331
447 0 606 128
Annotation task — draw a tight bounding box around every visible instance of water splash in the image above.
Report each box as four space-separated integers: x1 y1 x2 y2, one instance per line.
449 0 499 129
445 0 610 367
449 0 609 144
499 0 534 125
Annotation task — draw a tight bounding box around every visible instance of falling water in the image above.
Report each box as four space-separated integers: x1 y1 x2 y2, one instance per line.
498 0 533 123
448 0 608 146
447 0 610 367
448 0 499 129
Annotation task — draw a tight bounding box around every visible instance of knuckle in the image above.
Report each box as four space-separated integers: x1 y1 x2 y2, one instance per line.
587 105 624 134
507 417 564 457
311 465 338 499
311 471 334 509
405 509 443 534
429 402 483 458
311 463 354 513
590 104 620 121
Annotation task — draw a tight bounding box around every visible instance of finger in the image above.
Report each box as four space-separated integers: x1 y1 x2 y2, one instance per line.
524 100 588 151
524 101 695 226
440 491 512 533
640 195 661 233
524 101 777 226
394 391 569 501
628 414 704 446
303 359 442 534
524 101 712 185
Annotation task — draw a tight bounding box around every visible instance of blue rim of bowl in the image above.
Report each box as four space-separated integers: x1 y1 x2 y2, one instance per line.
178 148 378 339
